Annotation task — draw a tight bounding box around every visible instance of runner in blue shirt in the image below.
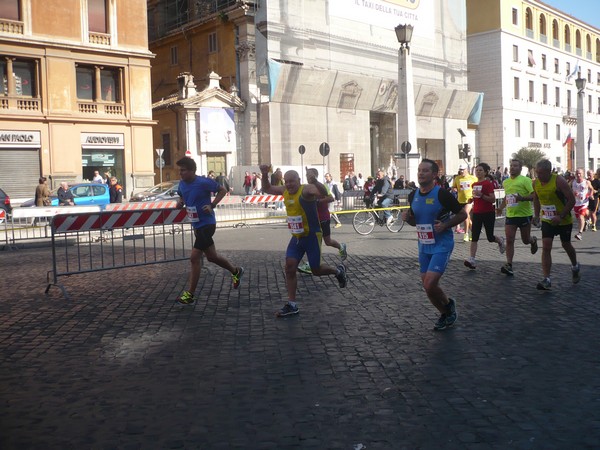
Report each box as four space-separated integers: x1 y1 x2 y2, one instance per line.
175 157 244 304
403 159 467 330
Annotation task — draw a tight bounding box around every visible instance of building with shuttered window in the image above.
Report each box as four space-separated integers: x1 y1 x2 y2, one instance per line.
0 0 154 202
467 0 600 172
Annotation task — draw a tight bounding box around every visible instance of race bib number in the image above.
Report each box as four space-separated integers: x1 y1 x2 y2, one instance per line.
287 216 305 235
186 206 199 222
472 185 483 197
506 194 517 207
460 181 471 191
416 223 435 245
541 205 557 219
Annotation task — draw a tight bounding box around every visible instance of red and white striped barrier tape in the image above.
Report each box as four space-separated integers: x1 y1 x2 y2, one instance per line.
243 195 284 203
52 209 188 233
106 201 177 211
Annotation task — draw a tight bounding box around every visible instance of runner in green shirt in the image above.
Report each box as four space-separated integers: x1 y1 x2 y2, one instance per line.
495 159 538 276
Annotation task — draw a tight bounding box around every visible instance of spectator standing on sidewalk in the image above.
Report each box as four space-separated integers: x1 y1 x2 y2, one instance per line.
495 159 538 276
243 171 252 195
532 159 580 290
175 157 244 305
324 172 342 228
463 163 506 270
402 159 467 331
215 172 231 194
260 164 348 317
35 177 51 206
109 177 123 203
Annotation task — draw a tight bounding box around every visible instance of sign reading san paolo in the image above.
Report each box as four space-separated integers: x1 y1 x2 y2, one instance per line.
329 0 433 38
0 130 41 147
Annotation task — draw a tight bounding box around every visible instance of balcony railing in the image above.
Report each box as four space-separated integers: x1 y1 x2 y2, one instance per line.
0 96 41 112
89 32 111 45
78 102 124 115
0 18 24 34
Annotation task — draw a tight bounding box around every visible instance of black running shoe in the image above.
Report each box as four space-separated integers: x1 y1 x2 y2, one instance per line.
501 263 514 276
536 278 551 290
572 263 581 284
276 303 299 317
530 236 538 255
335 264 348 288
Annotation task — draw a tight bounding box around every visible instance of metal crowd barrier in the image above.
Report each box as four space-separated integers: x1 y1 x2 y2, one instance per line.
46 208 192 298
1 205 103 248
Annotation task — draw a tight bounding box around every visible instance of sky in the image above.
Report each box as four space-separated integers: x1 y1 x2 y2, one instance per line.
542 0 600 30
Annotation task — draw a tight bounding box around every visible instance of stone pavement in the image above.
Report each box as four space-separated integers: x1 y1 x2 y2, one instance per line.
1 218 599 449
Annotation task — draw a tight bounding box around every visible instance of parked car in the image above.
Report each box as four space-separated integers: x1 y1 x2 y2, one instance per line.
130 181 180 202
20 183 110 208
0 187 12 222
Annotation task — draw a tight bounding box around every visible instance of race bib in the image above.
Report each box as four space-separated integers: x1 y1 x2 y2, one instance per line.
506 194 517 207
541 204 557 219
287 216 305 235
472 185 483 197
460 181 471 191
186 206 199 222
416 223 435 245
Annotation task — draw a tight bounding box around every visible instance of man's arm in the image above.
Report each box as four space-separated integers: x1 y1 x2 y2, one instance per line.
259 165 285 195
532 186 541 226
556 176 576 219
434 189 467 232
206 186 227 212
303 171 328 200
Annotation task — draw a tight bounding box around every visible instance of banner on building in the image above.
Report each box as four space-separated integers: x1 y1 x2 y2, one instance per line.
197 107 236 153
329 0 434 38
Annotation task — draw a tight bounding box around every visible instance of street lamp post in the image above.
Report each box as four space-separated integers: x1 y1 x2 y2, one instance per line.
395 24 417 181
575 77 586 171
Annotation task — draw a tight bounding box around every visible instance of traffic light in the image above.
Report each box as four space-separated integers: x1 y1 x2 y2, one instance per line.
464 144 472 162
458 144 466 159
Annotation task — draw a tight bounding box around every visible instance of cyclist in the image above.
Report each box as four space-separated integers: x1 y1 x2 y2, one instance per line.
371 169 394 222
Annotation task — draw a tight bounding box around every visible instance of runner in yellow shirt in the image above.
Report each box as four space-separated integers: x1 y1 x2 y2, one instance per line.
451 164 477 241
532 159 580 290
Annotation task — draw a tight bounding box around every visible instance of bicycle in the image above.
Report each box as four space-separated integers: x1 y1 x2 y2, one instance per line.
352 198 405 235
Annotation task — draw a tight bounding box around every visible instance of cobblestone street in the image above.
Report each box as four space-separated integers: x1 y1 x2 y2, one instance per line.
1 221 599 449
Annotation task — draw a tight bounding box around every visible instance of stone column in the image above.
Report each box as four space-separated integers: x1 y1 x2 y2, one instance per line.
231 11 259 166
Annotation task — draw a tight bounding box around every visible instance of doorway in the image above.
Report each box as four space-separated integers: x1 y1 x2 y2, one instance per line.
206 154 226 177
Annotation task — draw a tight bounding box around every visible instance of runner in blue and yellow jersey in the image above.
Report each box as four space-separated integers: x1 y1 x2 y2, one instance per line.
532 159 580 290
402 159 467 331
260 164 348 317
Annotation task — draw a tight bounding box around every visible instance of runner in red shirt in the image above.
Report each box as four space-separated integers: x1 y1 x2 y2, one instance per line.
464 162 506 270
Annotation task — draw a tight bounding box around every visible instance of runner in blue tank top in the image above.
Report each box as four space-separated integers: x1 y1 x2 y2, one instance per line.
403 159 467 331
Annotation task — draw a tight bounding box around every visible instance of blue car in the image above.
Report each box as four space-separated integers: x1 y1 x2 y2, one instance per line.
21 183 111 208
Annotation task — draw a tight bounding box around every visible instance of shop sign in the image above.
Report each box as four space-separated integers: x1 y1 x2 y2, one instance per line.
0 130 41 148
81 133 124 148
